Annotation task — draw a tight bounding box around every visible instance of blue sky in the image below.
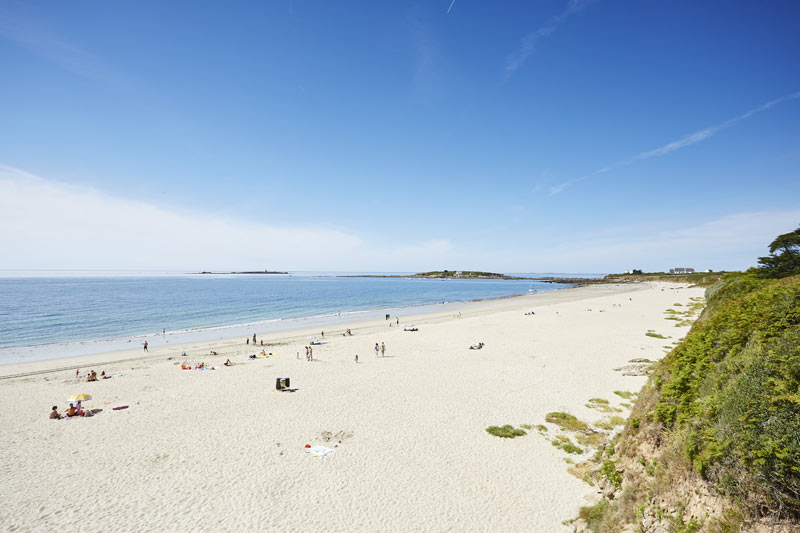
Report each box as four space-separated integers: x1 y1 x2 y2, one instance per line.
1 0 799 272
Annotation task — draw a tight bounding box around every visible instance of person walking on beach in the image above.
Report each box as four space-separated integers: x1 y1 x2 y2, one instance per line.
396 317 399 325
246 337 250 345
305 346 309 359
309 346 313 361
252 333 257 345
354 354 358 363
143 341 148 352
375 343 380 357
381 342 385 357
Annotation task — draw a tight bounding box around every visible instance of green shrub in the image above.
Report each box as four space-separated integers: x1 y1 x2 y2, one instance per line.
601 460 622 488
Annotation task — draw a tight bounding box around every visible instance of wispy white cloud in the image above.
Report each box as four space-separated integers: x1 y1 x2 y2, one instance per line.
409 17 446 103
548 89 800 195
505 0 592 76
0 166 469 272
0 3 148 95
0 166 365 271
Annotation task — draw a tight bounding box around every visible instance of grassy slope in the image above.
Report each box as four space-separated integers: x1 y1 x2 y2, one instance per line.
580 273 800 531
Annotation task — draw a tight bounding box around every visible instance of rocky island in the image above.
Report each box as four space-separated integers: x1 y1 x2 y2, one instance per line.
197 269 288 275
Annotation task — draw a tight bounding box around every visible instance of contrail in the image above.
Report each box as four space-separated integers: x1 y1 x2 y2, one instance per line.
447 0 456 14
548 89 800 196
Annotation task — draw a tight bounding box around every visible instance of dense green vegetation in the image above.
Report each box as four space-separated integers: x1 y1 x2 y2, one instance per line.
578 227 800 530
652 273 800 514
755 225 800 279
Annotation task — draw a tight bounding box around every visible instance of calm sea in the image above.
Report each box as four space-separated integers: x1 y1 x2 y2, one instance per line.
0 272 598 365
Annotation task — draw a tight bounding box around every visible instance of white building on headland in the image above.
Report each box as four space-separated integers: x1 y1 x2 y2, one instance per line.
669 268 695 274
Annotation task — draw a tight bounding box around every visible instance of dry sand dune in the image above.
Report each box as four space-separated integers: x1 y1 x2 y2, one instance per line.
0 282 703 532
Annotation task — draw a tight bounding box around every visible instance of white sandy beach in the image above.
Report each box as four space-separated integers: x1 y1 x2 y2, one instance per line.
0 282 703 532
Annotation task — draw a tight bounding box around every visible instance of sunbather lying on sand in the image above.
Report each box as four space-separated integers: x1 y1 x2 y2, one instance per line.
469 342 484 350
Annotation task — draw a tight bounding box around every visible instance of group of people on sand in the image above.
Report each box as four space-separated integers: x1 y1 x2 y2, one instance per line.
342 328 353 336
304 345 314 361
77 369 105 382
50 401 90 419
246 333 264 346
469 342 485 350
374 342 386 357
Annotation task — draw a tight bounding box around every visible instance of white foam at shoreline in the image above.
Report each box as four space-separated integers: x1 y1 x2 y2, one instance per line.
0 296 526 365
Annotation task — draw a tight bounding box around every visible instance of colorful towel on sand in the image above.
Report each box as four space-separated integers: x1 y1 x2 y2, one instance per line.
304 445 336 458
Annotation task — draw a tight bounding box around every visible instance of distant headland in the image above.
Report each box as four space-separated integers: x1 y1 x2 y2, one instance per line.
342 270 726 286
197 270 288 275
341 270 608 284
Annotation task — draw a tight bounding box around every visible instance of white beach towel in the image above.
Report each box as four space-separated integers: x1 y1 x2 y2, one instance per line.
304 445 336 458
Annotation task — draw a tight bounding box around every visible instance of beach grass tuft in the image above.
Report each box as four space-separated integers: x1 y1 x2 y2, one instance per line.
545 412 589 432
486 425 527 438
595 416 626 430
551 434 583 454
576 431 607 448
586 398 622 413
